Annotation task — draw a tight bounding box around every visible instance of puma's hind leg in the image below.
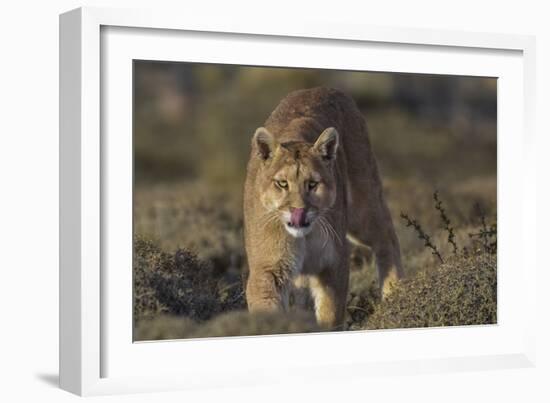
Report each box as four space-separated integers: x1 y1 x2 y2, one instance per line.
347 203 403 298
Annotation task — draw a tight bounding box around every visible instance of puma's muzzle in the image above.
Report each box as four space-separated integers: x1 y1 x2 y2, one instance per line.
289 207 309 228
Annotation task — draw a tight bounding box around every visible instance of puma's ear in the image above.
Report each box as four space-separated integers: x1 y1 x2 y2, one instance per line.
313 127 339 161
253 127 276 160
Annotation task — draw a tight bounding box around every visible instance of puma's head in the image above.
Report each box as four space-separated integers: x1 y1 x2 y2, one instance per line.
252 126 340 237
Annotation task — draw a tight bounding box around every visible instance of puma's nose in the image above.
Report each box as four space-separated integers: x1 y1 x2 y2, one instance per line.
289 207 308 228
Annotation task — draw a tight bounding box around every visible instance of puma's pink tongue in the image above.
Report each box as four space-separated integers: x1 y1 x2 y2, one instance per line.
290 208 307 227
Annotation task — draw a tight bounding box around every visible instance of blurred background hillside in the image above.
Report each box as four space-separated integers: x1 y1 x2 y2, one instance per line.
133 61 497 339
134 62 496 188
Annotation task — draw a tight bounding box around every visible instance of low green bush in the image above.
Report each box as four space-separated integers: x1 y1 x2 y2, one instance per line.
134 236 246 327
365 253 496 329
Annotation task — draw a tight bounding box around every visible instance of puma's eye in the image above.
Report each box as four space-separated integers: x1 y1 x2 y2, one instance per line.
308 181 319 190
276 180 288 189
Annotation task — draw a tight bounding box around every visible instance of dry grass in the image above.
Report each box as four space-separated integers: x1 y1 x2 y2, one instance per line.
134 182 243 261
136 310 320 341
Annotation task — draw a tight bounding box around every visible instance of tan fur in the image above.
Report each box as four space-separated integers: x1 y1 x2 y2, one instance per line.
244 87 403 329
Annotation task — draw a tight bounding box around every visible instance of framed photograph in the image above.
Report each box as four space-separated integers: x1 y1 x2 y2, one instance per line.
60 7 537 396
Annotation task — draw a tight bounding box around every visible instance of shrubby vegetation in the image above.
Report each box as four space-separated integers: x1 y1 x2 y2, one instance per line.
366 253 496 329
134 189 497 338
364 191 497 330
134 236 245 325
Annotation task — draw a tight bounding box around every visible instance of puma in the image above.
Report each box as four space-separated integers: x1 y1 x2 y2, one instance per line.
243 87 403 329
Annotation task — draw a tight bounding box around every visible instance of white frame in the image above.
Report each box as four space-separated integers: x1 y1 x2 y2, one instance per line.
59 6 537 396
